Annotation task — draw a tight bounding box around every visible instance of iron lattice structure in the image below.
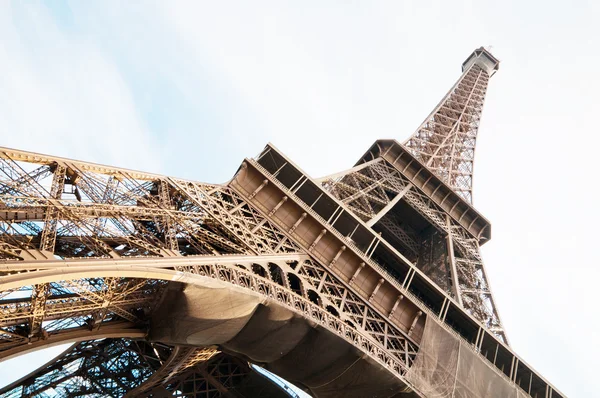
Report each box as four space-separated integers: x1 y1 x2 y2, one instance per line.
1 339 289 397
0 48 564 398
403 49 493 204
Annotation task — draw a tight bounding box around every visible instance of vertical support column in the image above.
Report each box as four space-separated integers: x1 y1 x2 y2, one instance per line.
439 298 450 321
159 179 179 253
366 232 382 258
369 278 384 301
474 327 485 352
40 163 67 253
403 268 416 289
330 246 346 267
446 215 463 306
510 356 520 383
269 196 288 216
349 262 365 285
290 175 308 193
528 372 533 395
327 205 342 224
28 283 50 338
493 343 499 366
93 175 118 235
408 311 423 336
289 213 307 234
248 179 268 199
309 229 327 251
389 295 404 317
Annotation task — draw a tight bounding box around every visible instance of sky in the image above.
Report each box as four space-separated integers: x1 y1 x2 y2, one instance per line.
0 1 598 396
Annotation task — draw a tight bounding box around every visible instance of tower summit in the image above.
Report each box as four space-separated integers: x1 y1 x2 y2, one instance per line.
462 46 500 75
0 47 564 397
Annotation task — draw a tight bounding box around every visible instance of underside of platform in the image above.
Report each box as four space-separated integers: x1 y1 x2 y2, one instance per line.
150 282 419 398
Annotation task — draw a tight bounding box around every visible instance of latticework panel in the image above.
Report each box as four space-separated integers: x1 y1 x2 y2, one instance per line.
0 277 165 358
403 64 490 203
125 345 221 396
0 338 291 398
0 148 301 262
170 256 419 373
0 338 172 397
320 160 400 222
155 353 294 398
0 147 305 353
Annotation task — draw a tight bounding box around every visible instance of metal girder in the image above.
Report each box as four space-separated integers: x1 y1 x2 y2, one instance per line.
142 352 294 398
0 338 172 397
39 163 66 253
0 275 166 359
0 152 301 260
0 337 292 397
0 339 171 398
125 346 220 396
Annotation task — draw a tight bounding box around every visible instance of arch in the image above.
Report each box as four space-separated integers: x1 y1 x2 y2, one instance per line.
287 273 303 296
0 324 145 362
0 258 415 395
306 289 321 307
326 305 339 317
251 263 268 279
268 263 286 287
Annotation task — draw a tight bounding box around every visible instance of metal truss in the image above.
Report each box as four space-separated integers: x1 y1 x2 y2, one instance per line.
403 48 497 204
0 338 291 398
320 157 507 343
0 148 301 262
0 338 171 397
0 276 164 360
143 352 296 398
168 255 419 374
125 345 221 396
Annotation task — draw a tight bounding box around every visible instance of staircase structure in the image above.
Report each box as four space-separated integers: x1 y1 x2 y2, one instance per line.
0 48 563 397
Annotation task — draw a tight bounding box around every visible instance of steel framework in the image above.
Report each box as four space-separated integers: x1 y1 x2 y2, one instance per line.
404 47 497 204
0 48 564 398
0 339 291 397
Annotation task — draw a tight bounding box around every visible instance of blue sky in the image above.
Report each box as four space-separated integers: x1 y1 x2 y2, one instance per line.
1 1 600 397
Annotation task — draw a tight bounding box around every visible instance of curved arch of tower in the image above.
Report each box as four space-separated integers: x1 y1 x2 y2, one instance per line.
0 48 564 398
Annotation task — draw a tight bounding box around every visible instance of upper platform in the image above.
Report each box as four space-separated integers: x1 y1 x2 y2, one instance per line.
462 46 500 76
356 139 492 244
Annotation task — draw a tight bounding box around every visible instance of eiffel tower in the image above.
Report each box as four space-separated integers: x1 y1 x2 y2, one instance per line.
0 47 563 397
